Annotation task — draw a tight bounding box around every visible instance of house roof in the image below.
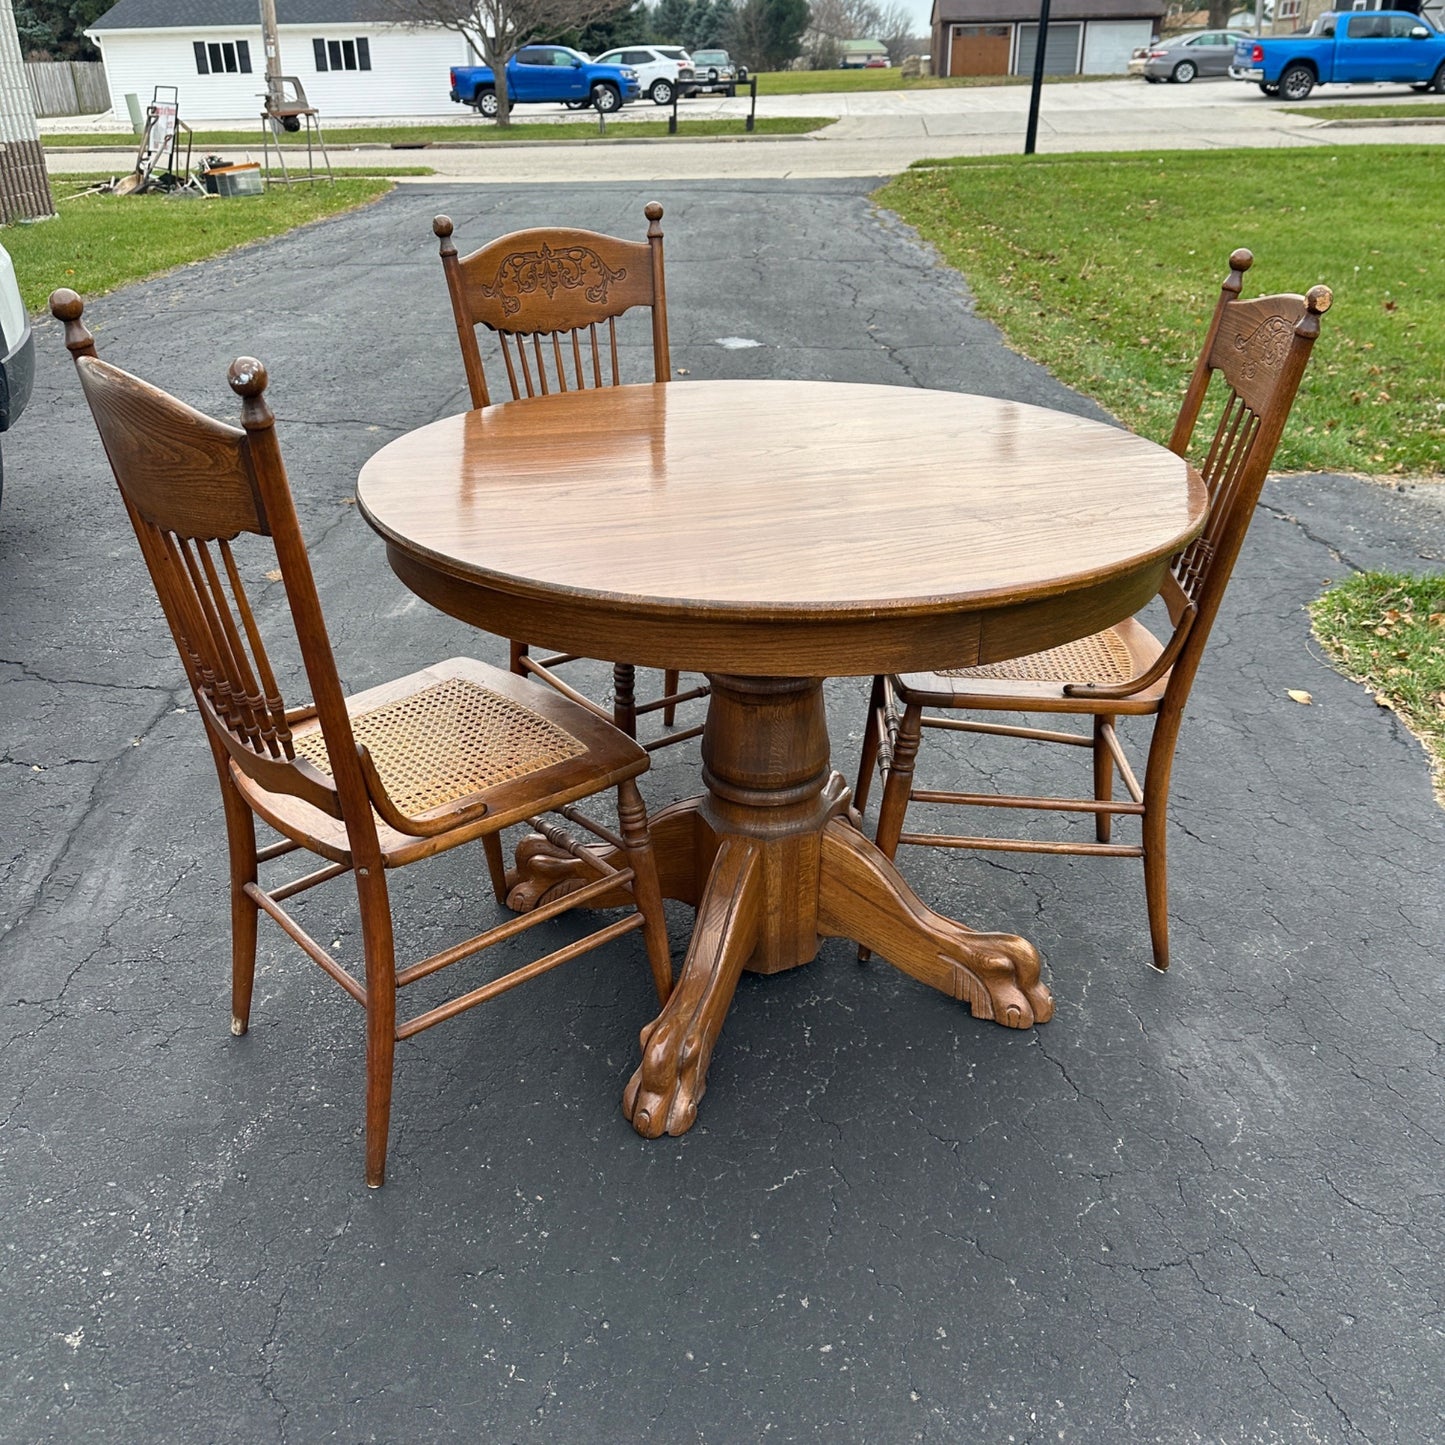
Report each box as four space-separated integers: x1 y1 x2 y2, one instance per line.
840 38 887 50
90 0 381 29
932 0 1165 22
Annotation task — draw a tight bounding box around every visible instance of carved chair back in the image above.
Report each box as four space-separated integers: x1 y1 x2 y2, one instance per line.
434 203 670 408
53 293 378 840
1074 252 1330 714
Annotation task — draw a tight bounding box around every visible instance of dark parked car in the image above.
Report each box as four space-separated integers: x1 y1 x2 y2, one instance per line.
0 241 33 511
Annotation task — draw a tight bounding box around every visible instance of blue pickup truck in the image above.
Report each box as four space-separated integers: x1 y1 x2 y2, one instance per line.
1230 9 1445 100
450 45 641 116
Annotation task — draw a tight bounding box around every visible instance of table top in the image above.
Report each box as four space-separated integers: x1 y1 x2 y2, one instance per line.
358 380 1207 676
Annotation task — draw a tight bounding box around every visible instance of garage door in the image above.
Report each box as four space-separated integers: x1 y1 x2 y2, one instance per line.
1014 22 1082 75
1081 20 1152 74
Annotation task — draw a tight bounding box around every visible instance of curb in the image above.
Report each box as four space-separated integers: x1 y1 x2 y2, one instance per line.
1310 114 1445 127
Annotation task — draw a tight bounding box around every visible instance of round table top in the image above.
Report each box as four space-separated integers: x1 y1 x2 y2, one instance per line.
358 380 1207 676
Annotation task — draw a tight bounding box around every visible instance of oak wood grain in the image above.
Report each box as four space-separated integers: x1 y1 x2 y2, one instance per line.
358 381 1207 677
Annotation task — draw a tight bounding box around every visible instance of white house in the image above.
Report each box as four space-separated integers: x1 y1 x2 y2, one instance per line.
85 0 472 121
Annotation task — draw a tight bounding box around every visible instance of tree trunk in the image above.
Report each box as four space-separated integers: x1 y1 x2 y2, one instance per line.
0 0 54 222
483 34 513 128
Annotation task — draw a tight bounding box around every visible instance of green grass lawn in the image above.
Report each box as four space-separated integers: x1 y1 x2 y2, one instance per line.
42 116 830 148
5 177 393 314
1287 100 1445 119
881 147 1445 477
1310 572 1445 798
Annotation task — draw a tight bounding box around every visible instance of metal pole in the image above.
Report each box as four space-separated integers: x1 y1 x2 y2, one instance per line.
1024 0 1052 155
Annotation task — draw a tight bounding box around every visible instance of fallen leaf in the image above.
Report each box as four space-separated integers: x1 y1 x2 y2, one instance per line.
1383 609 1402 623
1373 692 1394 710
1287 689 1313 705
264 568 282 581
1428 613 1445 627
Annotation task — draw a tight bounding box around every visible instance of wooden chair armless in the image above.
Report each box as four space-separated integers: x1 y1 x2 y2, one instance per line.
433 202 708 752
52 289 672 1188
854 251 1331 973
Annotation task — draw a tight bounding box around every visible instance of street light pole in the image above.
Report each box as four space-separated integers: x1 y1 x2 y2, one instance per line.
1024 0 1052 155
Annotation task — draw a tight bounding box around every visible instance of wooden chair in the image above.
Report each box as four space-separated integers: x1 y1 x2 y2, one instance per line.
52 289 672 1188
433 203 707 752
854 251 1331 972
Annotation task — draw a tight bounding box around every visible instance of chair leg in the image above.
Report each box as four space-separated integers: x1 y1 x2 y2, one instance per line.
481 831 509 907
860 700 923 963
662 669 681 727
1142 802 1170 973
356 862 398 1188
873 701 923 863
613 663 638 739
617 777 673 1003
854 675 886 817
509 640 528 677
1093 714 1116 845
220 776 260 1036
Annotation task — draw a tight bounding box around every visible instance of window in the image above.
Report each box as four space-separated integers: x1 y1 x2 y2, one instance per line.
312 36 372 71
193 39 252 75
1277 0 1300 19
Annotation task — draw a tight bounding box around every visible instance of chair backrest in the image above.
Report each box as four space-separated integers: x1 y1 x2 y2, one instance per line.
50 288 376 837
434 202 670 409
1149 251 1330 709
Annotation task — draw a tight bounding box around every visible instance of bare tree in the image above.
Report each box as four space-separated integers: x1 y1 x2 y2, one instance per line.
377 0 631 125
802 0 911 67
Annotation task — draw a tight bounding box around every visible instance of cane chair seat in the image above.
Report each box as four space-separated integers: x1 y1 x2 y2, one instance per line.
236 658 648 870
896 617 1167 715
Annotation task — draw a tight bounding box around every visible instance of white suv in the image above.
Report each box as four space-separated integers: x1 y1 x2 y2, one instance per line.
592 45 695 105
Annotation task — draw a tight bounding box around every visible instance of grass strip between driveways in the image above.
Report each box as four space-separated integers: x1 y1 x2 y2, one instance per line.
1309 572 1445 799
880 146 1445 477
42 116 831 148
5 176 394 314
1287 100 1445 119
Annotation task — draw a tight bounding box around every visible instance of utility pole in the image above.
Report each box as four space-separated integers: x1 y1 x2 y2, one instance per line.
259 0 283 108
0 0 53 223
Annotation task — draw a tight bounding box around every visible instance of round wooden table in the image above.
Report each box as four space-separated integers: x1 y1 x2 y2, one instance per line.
358 380 1207 1138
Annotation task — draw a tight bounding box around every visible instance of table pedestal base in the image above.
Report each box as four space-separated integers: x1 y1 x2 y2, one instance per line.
506 675 1053 1139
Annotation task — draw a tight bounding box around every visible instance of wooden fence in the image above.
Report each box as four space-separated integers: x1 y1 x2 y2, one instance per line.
26 61 109 118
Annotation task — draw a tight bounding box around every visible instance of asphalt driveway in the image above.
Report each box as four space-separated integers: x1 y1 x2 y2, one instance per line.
2 180 1442 1443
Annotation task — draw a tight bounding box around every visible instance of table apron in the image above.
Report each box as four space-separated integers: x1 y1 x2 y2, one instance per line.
386 545 1172 679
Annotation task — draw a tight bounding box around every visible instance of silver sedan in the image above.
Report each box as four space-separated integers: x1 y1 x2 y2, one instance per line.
1134 30 1252 83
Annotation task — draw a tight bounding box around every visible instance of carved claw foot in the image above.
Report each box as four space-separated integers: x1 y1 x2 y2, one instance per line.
504 833 607 912
817 818 1053 1029
622 837 762 1138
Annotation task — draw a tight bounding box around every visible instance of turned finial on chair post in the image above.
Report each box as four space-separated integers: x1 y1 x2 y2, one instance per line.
1300 284 1333 338
644 201 664 240
1224 247 1253 301
49 288 97 361
229 357 274 433
433 214 457 259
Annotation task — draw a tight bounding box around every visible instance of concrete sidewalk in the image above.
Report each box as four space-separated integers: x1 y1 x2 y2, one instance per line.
2 180 1442 1442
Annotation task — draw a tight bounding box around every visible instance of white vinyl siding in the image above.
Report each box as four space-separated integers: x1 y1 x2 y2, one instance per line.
1081 19 1153 72
90 24 470 120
